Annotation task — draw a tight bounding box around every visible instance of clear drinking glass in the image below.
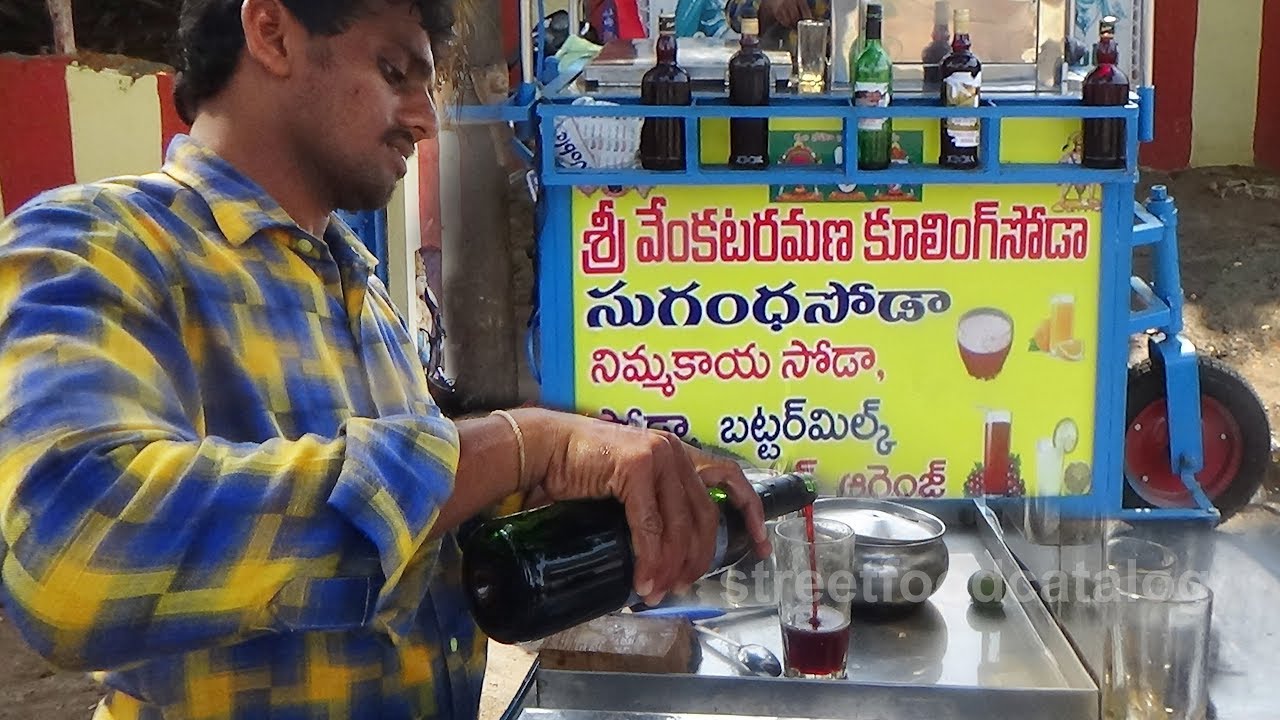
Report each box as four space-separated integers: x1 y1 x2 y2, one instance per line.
772 516 854 679
1107 536 1178 578
1103 573 1212 720
1098 535 1178 603
795 20 830 94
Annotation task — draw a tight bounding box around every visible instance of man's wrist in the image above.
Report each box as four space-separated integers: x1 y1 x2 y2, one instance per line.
503 407 565 493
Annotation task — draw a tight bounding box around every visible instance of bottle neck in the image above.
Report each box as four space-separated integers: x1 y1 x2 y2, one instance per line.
865 18 882 42
1095 37 1119 65
739 18 760 49
656 34 677 63
951 33 971 53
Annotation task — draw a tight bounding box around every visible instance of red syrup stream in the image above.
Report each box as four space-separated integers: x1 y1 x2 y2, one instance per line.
802 504 819 628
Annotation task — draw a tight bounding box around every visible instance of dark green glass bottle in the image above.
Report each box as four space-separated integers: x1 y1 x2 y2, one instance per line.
461 472 819 644
852 3 893 170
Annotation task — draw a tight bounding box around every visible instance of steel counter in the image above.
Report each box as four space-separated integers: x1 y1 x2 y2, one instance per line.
500 502 1100 720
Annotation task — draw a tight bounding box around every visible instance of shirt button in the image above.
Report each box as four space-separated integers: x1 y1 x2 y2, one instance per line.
296 239 314 254
449 637 459 653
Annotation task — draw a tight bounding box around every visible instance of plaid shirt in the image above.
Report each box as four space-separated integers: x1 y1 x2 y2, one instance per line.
0 136 486 719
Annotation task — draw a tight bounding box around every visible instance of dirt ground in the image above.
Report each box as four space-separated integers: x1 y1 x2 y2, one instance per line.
0 165 1277 718
1135 167 1280 428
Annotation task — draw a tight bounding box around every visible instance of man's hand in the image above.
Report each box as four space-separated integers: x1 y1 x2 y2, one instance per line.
760 0 811 28
530 411 768 606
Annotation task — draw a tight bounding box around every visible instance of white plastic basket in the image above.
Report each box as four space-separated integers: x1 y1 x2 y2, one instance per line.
552 97 643 169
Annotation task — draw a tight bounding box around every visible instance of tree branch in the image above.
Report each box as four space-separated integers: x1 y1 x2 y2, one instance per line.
46 0 76 55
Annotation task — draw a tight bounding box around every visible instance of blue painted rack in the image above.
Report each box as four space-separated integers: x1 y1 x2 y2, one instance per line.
516 82 1217 525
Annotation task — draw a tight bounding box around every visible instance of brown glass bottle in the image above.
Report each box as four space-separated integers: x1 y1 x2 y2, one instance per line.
938 8 982 169
640 14 692 171
728 16 771 169
1081 16 1129 169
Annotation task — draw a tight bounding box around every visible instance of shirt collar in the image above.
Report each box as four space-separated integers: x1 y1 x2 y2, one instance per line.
162 134 379 270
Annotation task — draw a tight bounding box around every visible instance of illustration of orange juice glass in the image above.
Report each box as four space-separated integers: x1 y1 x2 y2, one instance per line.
1049 294 1075 350
983 411 1012 495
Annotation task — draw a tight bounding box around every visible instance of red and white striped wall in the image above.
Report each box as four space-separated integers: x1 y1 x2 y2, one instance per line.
1142 0 1279 171
0 55 186 217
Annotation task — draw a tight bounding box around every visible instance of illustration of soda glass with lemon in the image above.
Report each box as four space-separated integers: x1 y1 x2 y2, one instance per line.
1036 439 1064 497
1039 417 1090 496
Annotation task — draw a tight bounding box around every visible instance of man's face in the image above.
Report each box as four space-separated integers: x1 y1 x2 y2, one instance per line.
288 2 439 212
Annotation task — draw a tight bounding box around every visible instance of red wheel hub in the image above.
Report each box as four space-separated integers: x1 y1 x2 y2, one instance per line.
1125 395 1244 507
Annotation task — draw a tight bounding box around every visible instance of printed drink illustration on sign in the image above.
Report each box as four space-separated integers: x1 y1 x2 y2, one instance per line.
571 179 1101 499
956 308 1013 380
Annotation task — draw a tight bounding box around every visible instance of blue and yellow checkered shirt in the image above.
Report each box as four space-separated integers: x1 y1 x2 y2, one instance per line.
0 135 485 719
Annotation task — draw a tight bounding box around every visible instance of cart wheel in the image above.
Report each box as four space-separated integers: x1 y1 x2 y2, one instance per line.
1123 355 1271 521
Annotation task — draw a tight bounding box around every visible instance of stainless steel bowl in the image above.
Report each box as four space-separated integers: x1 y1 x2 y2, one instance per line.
812 498 950 608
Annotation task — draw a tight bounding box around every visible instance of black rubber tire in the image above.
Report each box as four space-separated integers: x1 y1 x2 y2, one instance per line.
1123 354 1271 522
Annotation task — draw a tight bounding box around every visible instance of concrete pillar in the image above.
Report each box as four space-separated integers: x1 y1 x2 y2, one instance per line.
434 0 523 413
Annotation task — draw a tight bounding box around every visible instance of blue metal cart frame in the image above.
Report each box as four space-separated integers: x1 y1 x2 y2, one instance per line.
464 73 1219 525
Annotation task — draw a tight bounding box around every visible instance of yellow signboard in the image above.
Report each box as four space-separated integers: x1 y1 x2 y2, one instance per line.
570 181 1102 500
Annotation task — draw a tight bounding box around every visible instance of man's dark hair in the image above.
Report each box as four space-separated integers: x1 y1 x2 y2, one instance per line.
174 0 456 125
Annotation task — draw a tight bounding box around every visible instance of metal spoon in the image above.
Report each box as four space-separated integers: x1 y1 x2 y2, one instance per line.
694 625 783 677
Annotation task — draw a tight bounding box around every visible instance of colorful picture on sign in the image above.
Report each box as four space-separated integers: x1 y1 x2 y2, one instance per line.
571 182 1102 499
768 128 924 204
1054 129 1104 212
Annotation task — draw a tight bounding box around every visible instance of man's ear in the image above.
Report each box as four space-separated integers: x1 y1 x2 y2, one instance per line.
241 0 297 79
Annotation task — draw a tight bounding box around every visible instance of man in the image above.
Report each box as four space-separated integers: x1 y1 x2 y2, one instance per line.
0 1 769 718
725 0 828 51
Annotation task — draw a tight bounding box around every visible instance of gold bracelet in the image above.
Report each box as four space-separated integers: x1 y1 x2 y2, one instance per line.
491 410 526 493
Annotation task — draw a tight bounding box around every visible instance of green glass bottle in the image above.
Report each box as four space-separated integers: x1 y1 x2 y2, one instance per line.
853 3 893 170
461 472 819 644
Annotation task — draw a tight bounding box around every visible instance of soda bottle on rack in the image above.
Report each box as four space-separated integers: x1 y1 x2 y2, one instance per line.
640 13 692 171
461 472 819 644
938 8 982 169
727 13 771 169
852 3 893 171
1081 16 1129 169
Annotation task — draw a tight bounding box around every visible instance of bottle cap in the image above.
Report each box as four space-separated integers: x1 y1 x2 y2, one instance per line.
658 12 676 34
866 2 883 21
1100 15 1117 37
741 17 760 35
953 7 970 33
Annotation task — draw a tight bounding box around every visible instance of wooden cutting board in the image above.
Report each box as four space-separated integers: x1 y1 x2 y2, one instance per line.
536 615 702 674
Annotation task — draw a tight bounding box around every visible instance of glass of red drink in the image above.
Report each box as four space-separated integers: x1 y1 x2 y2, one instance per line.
772 516 855 679
982 410 1012 495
